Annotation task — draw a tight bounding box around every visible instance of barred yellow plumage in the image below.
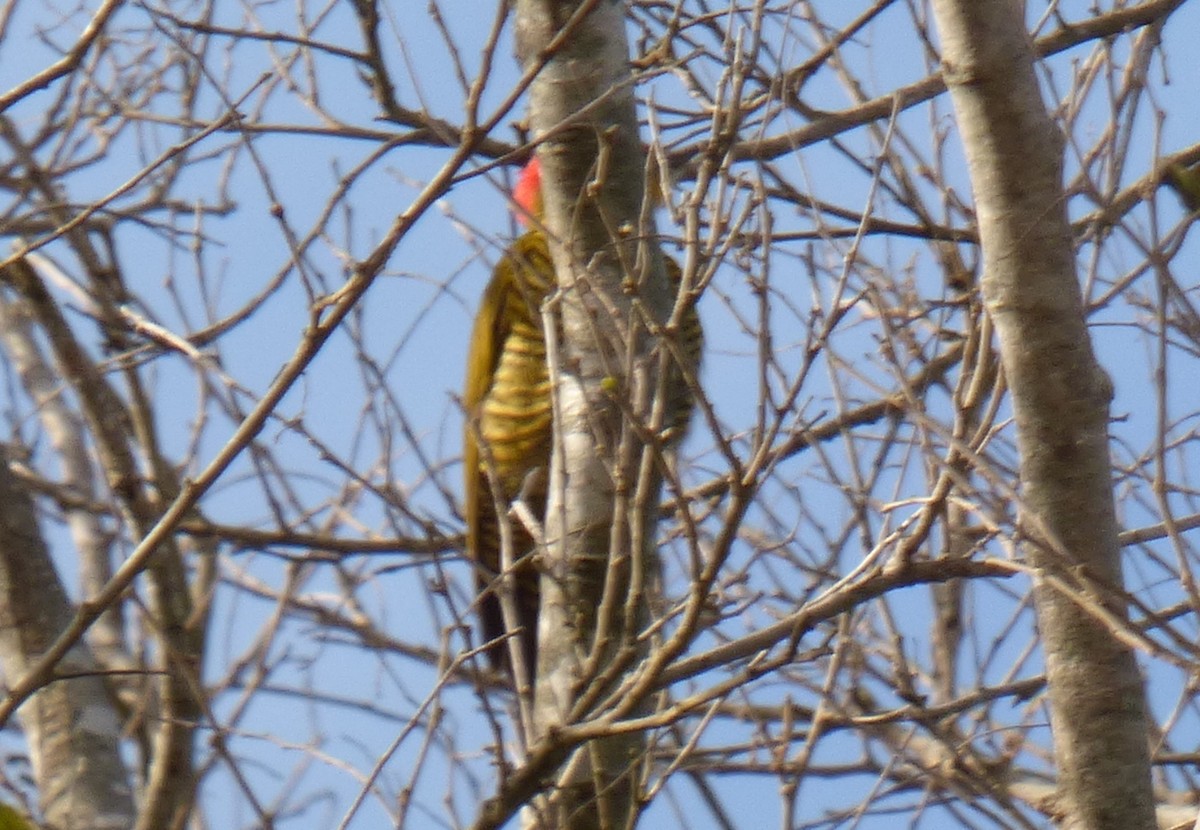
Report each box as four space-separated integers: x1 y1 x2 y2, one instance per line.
463 231 555 680
463 164 702 683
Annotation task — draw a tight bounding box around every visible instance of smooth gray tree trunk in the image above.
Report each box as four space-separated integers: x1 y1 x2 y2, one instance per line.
514 2 675 827
0 447 134 830
929 3 1157 828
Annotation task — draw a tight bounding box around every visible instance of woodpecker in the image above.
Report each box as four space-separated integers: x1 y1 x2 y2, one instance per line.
463 159 701 684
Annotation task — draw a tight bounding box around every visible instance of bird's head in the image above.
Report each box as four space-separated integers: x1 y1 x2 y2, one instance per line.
513 157 543 226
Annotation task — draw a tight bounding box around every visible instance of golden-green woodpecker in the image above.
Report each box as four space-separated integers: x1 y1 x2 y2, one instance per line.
463 158 701 684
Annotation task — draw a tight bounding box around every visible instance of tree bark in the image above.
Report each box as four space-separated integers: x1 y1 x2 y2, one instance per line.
514 1 674 827
929 3 1157 828
0 447 134 830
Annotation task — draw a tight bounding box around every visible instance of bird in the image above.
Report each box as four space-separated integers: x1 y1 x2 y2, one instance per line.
1163 160 1200 212
462 158 701 686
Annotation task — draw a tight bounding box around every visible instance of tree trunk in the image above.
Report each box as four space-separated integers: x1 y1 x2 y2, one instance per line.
929 3 1157 828
514 2 674 827
0 447 134 830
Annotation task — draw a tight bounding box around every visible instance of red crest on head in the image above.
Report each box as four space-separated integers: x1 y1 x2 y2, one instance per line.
513 157 542 226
